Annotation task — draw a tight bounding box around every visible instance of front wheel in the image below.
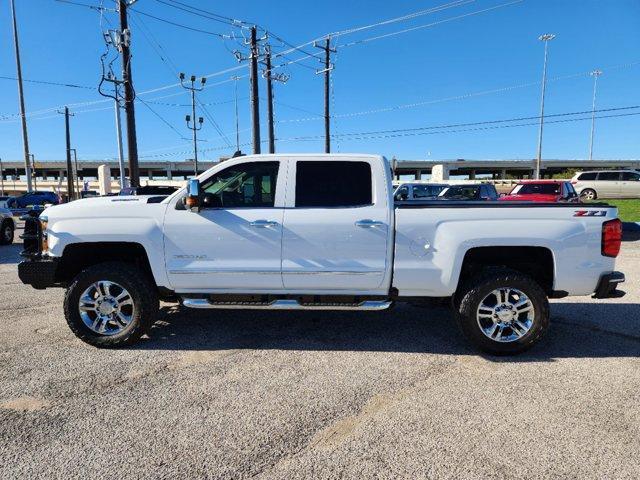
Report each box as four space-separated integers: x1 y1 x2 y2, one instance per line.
455 268 549 355
0 220 14 245
63 262 159 348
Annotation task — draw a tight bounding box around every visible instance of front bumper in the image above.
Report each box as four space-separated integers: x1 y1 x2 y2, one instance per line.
18 210 60 289
18 258 60 289
592 271 625 299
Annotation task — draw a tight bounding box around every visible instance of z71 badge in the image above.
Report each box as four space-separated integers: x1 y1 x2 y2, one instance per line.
574 210 607 217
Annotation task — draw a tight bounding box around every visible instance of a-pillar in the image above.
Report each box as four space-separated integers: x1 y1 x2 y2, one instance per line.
98 164 112 196
430 164 450 183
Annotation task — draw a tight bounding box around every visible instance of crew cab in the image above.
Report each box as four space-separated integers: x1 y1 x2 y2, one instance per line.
18 154 625 355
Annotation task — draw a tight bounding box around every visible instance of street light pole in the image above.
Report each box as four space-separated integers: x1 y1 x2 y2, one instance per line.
588 69 603 161
535 33 555 180
180 73 206 176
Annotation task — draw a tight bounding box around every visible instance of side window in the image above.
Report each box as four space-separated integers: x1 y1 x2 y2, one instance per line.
566 183 578 197
295 161 372 208
597 172 620 181
201 161 279 208
621 172 640 181
578 172 597 181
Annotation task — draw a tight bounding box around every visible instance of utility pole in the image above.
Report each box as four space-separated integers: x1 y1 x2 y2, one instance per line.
117 0 140 187
262 45 289 154
10 0 32 192
232 76 241 156
535 33 555 180
70 148 79 197
29 154 37 190
114 98 127 188
588 69 603 161
264 45 275 154
0 157 4 196
180 73 206 176
58 107 75 201
249 26 261 154
315 37 336 153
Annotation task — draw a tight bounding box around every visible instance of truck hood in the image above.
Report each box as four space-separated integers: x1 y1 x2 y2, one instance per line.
42 195 169 221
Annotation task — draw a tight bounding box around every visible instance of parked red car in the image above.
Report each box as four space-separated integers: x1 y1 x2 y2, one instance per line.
499 180 580 203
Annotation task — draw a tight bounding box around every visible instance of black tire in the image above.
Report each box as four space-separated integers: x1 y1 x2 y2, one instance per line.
580 188 597 201
63 262 159 348
454 268 549 355
0 220 14 245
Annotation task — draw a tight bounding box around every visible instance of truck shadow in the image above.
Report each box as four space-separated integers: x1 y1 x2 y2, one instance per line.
136 302 640 360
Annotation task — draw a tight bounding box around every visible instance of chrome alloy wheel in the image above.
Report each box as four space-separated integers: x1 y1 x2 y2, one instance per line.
476 288 535 343
78 281 135 336
581 189 596 201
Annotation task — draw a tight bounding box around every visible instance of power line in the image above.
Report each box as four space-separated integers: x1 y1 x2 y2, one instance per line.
136 96 185 139
128 8 226 37
337 0 524 48
0 75 96 90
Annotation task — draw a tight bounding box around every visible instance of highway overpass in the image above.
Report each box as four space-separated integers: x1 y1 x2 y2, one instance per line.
1 158 639 195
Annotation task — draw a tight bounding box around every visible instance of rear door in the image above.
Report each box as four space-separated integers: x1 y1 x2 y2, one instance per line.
620 171 640 198
596 171 622 198
281 158 391 292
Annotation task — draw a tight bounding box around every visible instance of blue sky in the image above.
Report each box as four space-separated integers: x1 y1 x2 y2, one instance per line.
1 0 639 163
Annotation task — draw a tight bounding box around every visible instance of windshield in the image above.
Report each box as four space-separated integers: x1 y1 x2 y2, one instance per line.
511 184 560 195
440 186 479 199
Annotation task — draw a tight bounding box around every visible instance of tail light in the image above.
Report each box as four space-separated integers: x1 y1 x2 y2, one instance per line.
602 218 622 257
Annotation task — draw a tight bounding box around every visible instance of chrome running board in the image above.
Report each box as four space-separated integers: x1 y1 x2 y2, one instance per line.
181 298 392 311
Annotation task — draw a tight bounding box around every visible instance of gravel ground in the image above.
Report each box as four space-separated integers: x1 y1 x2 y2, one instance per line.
0 236 638 479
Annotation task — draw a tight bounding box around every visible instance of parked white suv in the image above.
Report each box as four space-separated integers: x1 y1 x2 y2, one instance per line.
571 170 640 200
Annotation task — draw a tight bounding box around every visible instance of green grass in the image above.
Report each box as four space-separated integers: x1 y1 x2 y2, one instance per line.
593 199 640 222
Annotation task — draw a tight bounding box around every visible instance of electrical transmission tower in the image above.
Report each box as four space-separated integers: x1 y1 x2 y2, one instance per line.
314 37 336 153
179 73 206 176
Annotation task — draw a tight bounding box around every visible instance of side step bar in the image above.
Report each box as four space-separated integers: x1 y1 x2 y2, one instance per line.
181 298 392 311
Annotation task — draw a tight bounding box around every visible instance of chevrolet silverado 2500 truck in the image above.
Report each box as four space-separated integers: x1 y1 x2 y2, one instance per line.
18 154 625 354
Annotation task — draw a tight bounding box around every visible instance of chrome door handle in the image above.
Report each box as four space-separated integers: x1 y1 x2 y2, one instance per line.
249 220 278 228
355 219 385 228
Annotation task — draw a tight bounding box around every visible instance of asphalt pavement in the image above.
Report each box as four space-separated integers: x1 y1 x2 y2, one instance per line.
0 236 638 479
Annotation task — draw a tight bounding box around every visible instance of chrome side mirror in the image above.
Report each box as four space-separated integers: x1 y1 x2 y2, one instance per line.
185 179 201 212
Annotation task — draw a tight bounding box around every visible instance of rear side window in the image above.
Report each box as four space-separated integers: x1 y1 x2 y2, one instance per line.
621 172 640 181
597 172 620 181
578 172 597 180
296 161 372 207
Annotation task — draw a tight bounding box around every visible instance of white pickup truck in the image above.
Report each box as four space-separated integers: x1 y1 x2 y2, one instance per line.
18 154 625 354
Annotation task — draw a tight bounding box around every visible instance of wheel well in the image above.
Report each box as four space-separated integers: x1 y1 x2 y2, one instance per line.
458 246 554 293
56 242 153 284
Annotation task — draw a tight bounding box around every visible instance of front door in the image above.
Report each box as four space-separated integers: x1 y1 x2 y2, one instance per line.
281 159 391 292
164 160 285 291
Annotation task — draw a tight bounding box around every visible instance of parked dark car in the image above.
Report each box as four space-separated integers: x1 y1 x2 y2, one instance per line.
119 185 178 196
437 184 499 201
394 183 448 201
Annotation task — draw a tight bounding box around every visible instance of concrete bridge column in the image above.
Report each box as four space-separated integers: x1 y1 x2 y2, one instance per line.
469 170 476 180
98 165 112 196
431 164 450 183
500 169 507 180
414 170 422 180
166 165 173 181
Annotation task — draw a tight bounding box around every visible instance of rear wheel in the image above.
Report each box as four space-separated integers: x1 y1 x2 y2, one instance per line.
0 220 14 245
580 188 597 201
63 262 159 348
454 268 549 355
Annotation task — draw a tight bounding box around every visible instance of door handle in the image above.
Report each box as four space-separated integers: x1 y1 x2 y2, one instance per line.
249 220 278 228
355 219 385 228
